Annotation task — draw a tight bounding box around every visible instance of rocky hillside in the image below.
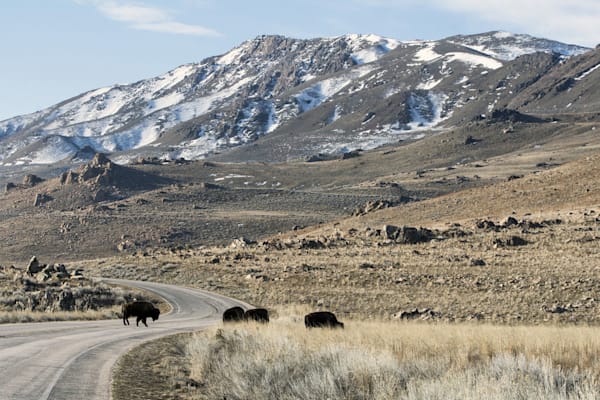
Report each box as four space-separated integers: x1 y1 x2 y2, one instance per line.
0 31 589 167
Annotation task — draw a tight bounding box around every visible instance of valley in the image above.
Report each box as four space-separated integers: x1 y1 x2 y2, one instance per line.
0 28 600 399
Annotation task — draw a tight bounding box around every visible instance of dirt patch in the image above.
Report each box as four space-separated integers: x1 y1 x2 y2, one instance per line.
112 333 194 400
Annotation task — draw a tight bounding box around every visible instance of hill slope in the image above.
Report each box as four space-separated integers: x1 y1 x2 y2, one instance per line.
0 31 589 167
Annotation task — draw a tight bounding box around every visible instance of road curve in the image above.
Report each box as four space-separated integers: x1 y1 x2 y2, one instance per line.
0 279 250 400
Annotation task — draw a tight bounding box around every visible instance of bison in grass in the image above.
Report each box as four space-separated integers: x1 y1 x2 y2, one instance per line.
122 301 160 327
222 306 245 323
305 311 344 329
244 308 269 323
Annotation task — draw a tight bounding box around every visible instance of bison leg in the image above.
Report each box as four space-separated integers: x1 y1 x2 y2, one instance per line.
123 314 129 325
137 317 148 327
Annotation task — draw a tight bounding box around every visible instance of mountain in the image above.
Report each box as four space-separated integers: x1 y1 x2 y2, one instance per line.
0 31 591 167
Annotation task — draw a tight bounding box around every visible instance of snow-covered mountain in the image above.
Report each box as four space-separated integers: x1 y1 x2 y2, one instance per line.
0 31 590 166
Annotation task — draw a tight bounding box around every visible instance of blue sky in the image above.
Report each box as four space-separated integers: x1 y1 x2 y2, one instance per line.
1 0 599 121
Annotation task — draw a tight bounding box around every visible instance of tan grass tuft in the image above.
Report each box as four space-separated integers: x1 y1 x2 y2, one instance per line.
184 320 600 399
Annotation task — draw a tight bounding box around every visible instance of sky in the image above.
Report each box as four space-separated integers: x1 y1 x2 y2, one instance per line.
1 0 599 121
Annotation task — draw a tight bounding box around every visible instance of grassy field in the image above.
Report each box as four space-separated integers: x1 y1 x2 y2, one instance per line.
114 311 600 400
89 209 600 325
103 151 600 399
14 142 600 398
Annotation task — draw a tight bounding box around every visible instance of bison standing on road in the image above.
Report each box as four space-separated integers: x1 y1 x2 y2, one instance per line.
244 308 269 323
122 301 160 327
223 306 245 323
305 311 344 328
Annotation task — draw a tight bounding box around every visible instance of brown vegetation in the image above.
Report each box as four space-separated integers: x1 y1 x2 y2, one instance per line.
89 209 600 325
115 313 600 400
0 259 164 323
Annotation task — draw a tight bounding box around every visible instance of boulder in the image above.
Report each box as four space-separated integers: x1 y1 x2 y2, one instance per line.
33 193 52 207
57 289 75 311
398 226 433 244
394 308 438 320
507 236 528 246
59 171 78 185
55 264 70 279
230 237 256 248
465 135 481 145
26 256 43 274
299 239 325 249
4 182 16 193
493 236 529 248
471 258 486 266
546 304 569 314
503 216 519 227
22 174 44 186
475 219 498 231
381 225 433 244
383 224 400 240
34 271 51 283
341 150 361 159
353 200 392 216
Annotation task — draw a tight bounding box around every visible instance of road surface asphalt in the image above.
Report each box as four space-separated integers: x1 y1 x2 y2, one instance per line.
0 278 249 400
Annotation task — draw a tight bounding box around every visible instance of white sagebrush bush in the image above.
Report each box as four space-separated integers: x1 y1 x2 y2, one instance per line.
187 327 431 400
185 322 600 400
406 354 596 400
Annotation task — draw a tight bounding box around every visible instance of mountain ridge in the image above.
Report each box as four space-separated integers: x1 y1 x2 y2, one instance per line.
0 31 592 168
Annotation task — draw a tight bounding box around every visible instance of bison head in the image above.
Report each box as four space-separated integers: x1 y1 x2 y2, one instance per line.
151 308 160 321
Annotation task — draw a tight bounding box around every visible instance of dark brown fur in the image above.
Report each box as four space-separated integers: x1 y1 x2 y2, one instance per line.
122 301 160 327
305 311 344 328
222 306 245 323
244 308 269 323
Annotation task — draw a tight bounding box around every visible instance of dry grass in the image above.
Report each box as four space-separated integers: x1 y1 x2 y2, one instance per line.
112 333 191 400
0 307 120 323
0 267 169 323
181 315 600 400
99 152 600 399
90 210 600 325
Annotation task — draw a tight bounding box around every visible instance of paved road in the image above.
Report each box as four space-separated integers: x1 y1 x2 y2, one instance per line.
0 279 249 400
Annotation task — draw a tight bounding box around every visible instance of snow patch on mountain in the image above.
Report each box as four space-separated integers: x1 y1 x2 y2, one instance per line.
22 137 78 165
575 63 600 81
147 92 186 114
175 75 255 120
0 32 591 166
166 131 220 161
450 31 590 61
295 65 375 112
417 78 443 90
414 45 503 70
446 52 503 69
414 43 440 62
318 124 431 157
407 92 448 130
329 105 343 123
217 43 250 65
265 102 279 133
347 34 400 64
0 110 44 138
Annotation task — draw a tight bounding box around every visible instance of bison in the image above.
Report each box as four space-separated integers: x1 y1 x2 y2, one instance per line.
122 301 160 327
305 311 344 328
223 306 245 323
244 308 269 323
